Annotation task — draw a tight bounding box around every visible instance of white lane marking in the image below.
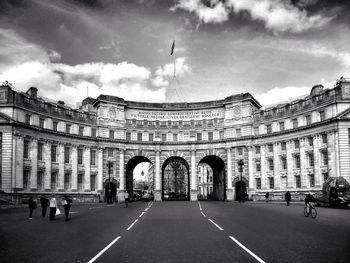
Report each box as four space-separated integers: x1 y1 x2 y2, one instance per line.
145 208 149 211
201 212 206 218
139 212 145 218
70 212 79 214
198 201 202 211
87 236 121 263
126 219 138 231
229 236 266 263
208 219 223 231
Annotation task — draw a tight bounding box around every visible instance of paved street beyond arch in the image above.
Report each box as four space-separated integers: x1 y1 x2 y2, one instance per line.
0 202 349 263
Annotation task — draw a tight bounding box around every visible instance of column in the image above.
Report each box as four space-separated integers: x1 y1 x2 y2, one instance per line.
154 150 162 201
190 149 198 201
71 145 78 191
300 138 307 188
30 138 38 190
286 141 294 189
84 147 91 191
57 143 65 191
260 145 267 190
97 148 103 192
328 132 339 177
43 141 51 190
13 135 24 189
117 149 125 202
226 147 234 201
248 146 254 191
273 142 280 190
313 135 321 187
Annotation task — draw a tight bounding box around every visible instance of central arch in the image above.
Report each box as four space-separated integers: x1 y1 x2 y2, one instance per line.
198 155 226 201
162 156 190 201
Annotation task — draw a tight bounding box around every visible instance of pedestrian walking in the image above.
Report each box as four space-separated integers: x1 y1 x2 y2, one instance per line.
265 192 270 202
62 195 72 221
40 195 49 218
285 191 291 206
124 191 129 208
49 195 57 221
28 196 36 219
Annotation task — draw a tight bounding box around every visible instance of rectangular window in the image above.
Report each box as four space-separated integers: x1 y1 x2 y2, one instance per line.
237 147 243 156
66 124 71 133
53 121 58 131
279 122 285 131
323 172 329 182
64 147 70 163
25 114 31 125
137 133 142 141
109 130 114 139
51 172 57 190
108 149 113 158
91 128 97 137
269 177 274 189
266 124 272 134
37 171 43 190
24 140 29 159
254 126 259 135
320 111 325 121
162 134 167 141
173 133 178 142
197 133 202 141
255 159 261 172
268 144 273 153
208 132 213 141
322 151 328 165
79 126 84 136
255 146 261 154
78 174 83 191
219 130 224 139
78 148 83 164
126 132 131 141
295 176 301 188
308 137 313 147
38 143 43 161
293 118 298 128
51 145 57 162
149 133 154 142
236 128 241 137
281 142 286 151
91 175 96 191
294 155 300 168
308 153 314 167
256 178 261 189
294 140 300 149
90 150 96 165
321 133 327 144
281 156 287 170
306 115 311 125
39 118 45 128
309 174 315 187
268 159 274 171
23 170 30 189
64 173 70 191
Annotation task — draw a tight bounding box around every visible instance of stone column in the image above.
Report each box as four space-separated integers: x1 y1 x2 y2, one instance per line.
190 149 198 201
248 146 254 191
84 147 91 191
300 138 307 189
13 135 24 189
57 143 65 191
43 141 51 190
313 135 321 187
260 145 267 189
117 149 125 201
154 149 162 201
30 138 38 190
286 141 294 188
273 142 279 190
328 132 338 177
226 147 234 201
97 148 103 192
71 145 78 191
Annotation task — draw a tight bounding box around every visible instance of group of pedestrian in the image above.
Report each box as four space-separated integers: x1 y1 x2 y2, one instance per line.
29 194 72 221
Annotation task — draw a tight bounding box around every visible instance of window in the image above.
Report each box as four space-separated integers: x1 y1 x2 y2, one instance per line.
295 175 301 188
281 142 286 151
78 174 83 191
219 130 224 139
137 133 142 141
23 170 30 189
306 115 311 125
90 150 96 165
109 130 114 139
208 132 213 141
25 114 31 125
268 159 274 171
66 124 71 133
173 133 178 142
91 128 97 137
294 155 300 168
51 145 57 162
51 172 57 190
268 144 273 153
162 134 167 141
237 147 243 156
269 177 274 189
308 137 313 147
309 174 315 187
53 121 58 131
256 178 261 189
38 143 43 161
292 118 298 128
279 122 285 131
255 159 261 172
108 149 113 158
321 151 328 165
321 133 327 144
79 126 84 136
323 172 329 182
294 140 300 149
24 140 29 159
308 153 314 167
64 173 70 191
126 132 131 141
78 148 83 164
37 171 43 190
266 124 272 134
236 128 241 137
91 175 96 191
64 147 70 163
197 133 202 141
254 126 259 135
281 156 287 170
320 111 325 121
255 146 260 154
149 133 154 142
39 118 45 128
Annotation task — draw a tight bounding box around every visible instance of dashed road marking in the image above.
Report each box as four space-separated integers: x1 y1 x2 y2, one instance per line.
229 236 266 263
201 212 206 217
87 236 121 263
139 212 145 218
198 201 202 211
208 219 223 231
126 219 138 231
145 208 149 211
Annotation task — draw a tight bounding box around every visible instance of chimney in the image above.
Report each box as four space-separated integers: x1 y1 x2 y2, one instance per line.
26 87 38 99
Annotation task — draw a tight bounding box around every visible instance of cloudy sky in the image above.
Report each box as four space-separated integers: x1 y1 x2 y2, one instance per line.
0 0 349 107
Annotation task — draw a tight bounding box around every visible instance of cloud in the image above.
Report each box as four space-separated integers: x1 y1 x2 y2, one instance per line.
172 0 334 33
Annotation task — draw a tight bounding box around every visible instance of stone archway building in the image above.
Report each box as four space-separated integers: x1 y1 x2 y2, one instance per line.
1 78 350 202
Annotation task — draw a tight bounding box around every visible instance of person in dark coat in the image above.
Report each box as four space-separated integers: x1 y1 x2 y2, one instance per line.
62 195 72 221
285 191 291 206
28 196 36 219
265 192 270 202
40 195 49 218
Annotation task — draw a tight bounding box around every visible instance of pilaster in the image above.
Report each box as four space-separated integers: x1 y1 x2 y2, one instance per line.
286 141 294 188
30 138 38 190
248 146 254 190
313 135 321 187
273 142 279 189
13 135 24 189
154 149 162 201
57 143 65 191
43 141 51 190
84 147 91 191
260 145 267 189
300 138 307 188
226 147 234 201
71 145 78 191
190 148 198 201
97 148 103 192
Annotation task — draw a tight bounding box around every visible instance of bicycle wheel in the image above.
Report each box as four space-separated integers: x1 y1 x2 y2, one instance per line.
311 207 317 218
304 207 309 217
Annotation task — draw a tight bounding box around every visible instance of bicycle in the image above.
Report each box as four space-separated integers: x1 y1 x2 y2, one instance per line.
304 202 317 218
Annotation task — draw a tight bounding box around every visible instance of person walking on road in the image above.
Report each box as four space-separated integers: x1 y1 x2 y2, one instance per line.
285 191 291 206
62 195 72 221
28 196 36 219
124 191 129 208
49 195 57 221
265 192 270 202
40 195 49 218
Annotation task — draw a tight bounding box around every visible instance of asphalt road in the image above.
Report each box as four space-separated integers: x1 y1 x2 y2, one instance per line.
0 201 349 263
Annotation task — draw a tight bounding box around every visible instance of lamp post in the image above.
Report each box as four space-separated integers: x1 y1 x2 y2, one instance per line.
106 160 113 204
238 160 244 202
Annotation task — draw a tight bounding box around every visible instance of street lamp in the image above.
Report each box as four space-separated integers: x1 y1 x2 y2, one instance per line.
238 160 244 202
106 160 113 203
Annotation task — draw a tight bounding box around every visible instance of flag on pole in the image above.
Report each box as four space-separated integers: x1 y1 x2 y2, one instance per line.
170 40 175 55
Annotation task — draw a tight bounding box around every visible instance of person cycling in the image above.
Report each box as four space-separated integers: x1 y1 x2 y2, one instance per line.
305 192 315 214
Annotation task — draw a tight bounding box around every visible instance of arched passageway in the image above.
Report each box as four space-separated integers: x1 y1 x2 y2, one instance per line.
162 157 190 201
198 155 226 201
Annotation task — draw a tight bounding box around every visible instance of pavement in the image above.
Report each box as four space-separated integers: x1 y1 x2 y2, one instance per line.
0 201 349 263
